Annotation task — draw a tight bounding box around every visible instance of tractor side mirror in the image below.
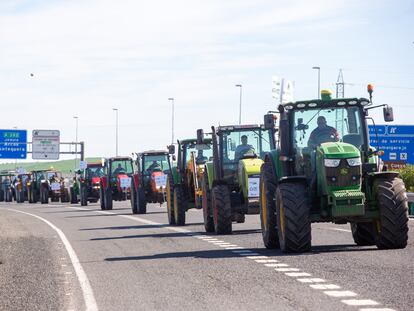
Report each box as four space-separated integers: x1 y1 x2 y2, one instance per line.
383 106 394 122
264 114 276 130
196 129 204 144
168 145 175 154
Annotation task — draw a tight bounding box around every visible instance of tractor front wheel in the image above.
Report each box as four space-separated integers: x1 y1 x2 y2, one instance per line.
137 187 147 214
173 187 186 226
276 182 311 253
80 185 88 206
202 174 214 232
131 181 138 214
212 185 232 234
351 222 376 246
99 187 105 210
166 175 175 225
260 162 280 249
105 189 113 210
375 178 409 249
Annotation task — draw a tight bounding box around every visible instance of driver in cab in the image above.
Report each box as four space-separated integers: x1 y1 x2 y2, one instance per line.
234 135 255 161
307 116 339 149
113 163 125 175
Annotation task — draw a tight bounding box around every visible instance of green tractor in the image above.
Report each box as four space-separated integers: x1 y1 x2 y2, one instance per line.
259 89 409 252
166 139 213 226
197 122 277 234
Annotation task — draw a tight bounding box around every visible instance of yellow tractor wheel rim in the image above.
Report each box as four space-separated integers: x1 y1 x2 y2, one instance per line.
260 179 267 228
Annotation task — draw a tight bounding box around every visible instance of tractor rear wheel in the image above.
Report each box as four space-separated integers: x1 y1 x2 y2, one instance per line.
212 185 232 234
99 187 105 210
40 187 49 204
130 181 138 214
202 174 214 232
173 186 186 226
260 162 280 249
276 182 311 253
351 222 376 246
105 189 113 210
375 178 409 249
80 185 88 206
166 174 175 225
137 187 147 214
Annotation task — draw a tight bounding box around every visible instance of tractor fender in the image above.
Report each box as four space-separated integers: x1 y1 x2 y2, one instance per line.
367 171 401 199
238 158 263 199
205 162 215 189
101 176 108 189
265 149 283 180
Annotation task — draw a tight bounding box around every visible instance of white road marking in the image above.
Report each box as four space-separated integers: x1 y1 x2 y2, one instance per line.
276 268 300 272
246 256 268 259
323 290 357 297
5 209 98 311
359 308 395 311
255 259 278 263
341 299 379 306
327 228 352 233
310 284 341 290
224 247 244 249
265 263 288 268
285 272 311 277
297 278 326 283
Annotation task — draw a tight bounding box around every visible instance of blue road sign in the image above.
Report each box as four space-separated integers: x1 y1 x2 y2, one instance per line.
0 129 27 159
369 125 414 164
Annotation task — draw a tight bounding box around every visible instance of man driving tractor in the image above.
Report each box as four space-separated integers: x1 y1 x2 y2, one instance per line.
235 135 255 160
307 116 339 148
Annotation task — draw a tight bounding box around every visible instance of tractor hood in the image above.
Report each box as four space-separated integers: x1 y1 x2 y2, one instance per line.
319 142 360 159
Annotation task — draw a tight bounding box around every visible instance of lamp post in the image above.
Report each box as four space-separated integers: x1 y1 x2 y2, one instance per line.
112 108 119 156
168 98 174 144
235 84 242 124
312 66 321 99
73 116 78 170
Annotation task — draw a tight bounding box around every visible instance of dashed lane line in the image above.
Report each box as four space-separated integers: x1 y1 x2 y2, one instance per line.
5 209 98 311
66 206 396 311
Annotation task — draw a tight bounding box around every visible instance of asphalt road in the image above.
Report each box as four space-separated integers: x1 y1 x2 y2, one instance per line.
0 200 413 311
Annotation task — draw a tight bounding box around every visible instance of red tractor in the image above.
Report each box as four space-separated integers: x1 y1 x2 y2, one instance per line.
131 149 174 214
79 162 104 206
100 157 134 210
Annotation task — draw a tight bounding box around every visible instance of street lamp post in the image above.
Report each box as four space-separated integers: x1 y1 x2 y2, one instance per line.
73 116 79 170
168 98 174 144
235 84 242 124
312 66 321 99
112 108 119 156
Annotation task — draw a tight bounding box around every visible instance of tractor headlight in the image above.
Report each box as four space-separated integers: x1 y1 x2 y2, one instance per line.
324 159 341 167
347 158 361 167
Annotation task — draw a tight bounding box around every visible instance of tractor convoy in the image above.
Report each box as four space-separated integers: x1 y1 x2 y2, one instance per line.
1 87 409 253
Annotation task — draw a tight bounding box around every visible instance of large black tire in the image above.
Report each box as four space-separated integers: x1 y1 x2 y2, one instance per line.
100 187 105 210
375 178 409 249
40 187 49 204
104 189 113 210
5 189 13 202
351 222 376 246
212 185 232 234
259 162 280 249
202 173 214 232
137 187 147 214
166 174 175 225
173 186 186 226
0 189 4 202
276 182 311 253
80 185 88 206
130 180 138 214
16 189 25 203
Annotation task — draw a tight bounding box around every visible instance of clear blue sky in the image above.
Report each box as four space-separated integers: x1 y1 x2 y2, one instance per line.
0 0 413 161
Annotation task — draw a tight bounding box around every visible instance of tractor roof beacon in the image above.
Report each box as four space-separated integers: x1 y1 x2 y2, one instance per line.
259 88 409 253
197 119 278 234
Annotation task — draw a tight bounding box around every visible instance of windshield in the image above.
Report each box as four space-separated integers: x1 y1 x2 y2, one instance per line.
86 166 104 179
221 128 272 162
143 154 170 175
293 106 364 151
111 159 133 175
184 142 213 165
